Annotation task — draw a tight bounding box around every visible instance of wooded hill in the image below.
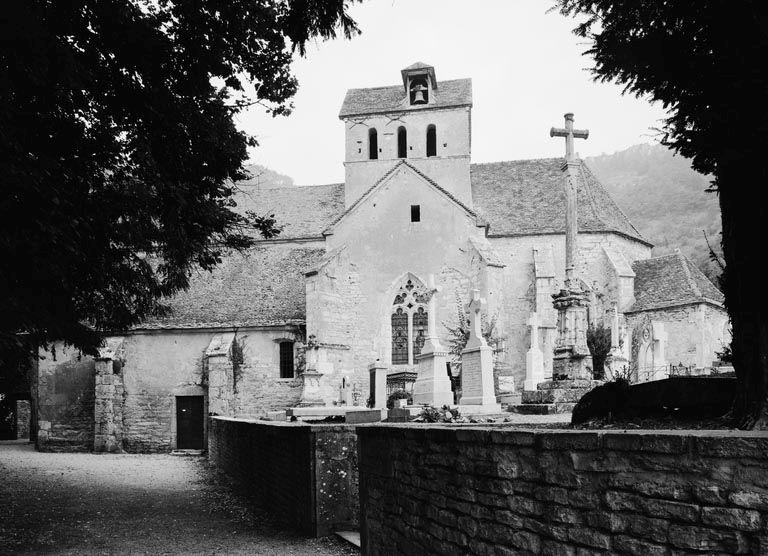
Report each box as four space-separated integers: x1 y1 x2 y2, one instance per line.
585 143 723 284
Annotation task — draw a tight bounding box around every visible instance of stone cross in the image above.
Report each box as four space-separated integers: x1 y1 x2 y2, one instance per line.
425 274 441 339
550 112 589 162
528 311 540 350
466 289 487 348
550 113 589 284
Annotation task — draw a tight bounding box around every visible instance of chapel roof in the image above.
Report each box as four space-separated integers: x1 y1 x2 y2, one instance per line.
228 159 649 243
470 159 649 244
136 244 324 330
339 78 472 118
231 182 345 240
628 251 724 313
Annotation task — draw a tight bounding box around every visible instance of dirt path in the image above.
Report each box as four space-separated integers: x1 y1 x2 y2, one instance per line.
0 441 357 555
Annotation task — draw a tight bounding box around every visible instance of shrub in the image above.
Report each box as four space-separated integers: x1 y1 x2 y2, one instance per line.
387 390 411 409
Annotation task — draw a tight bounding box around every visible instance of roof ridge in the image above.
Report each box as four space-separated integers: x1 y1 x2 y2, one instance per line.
324 161 406 232
346 77 470 93
676 249 703 298
401 161 476 217
580 162 648 243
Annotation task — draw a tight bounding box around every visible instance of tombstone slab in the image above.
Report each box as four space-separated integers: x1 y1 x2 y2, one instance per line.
458 290 501 412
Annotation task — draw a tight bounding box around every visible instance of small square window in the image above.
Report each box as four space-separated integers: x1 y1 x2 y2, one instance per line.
410 205 421 222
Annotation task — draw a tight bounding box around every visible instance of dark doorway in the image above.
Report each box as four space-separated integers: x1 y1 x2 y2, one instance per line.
176 396 204 450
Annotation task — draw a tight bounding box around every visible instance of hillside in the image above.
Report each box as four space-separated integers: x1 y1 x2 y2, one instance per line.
237 164 294 189
585 144 723 284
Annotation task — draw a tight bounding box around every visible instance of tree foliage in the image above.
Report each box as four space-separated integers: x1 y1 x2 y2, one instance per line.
0 0 360 365
554 1 768 427
586 322 611 380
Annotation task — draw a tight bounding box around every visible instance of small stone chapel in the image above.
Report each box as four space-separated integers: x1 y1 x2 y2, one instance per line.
34 63 729 452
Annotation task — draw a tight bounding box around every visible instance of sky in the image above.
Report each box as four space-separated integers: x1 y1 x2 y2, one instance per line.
235 0 667 186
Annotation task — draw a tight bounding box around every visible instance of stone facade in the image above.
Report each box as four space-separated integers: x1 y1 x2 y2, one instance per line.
358 425 768 555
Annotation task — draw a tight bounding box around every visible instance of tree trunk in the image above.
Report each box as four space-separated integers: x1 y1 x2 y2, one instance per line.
719 165 768 429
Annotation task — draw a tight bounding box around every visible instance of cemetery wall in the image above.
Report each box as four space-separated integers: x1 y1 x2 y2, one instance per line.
208 417 359 537
37 344 96 451
358 424 768 555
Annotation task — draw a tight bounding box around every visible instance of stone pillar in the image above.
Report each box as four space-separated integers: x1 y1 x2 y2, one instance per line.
15 400 30 439
205 333 236 416
93 358 124 453
368 361 388 409
524 312 546 391
412 275 454 407
93 337 125 453
458 290 501 413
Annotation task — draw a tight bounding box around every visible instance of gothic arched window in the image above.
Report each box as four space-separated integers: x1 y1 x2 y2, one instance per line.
369 128 378 160
391 278 430 366
397 126 407 158
426 124 437 157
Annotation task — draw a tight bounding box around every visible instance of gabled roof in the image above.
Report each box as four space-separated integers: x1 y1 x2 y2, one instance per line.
231 182 344 240
137 245 325 330
628 251 724 313
323 160 479 235
339 78 472 118
470 159 650 245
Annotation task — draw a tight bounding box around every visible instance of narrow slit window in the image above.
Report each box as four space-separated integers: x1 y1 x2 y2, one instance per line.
279 341 294 378
411 205 421 222
397 126 407 158
426 125 436 157
368 128 378 160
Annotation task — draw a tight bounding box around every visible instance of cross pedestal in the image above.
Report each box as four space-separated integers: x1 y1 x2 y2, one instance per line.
552 286 593 380
458 290 501 413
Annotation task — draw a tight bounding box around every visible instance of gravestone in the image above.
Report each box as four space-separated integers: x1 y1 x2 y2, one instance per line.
458 290 501 413
412 275 454 406
524 311 546 391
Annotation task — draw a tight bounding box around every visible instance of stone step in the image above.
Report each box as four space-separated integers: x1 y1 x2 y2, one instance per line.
522 388 589 404
537 379 604 391
506 402 577 415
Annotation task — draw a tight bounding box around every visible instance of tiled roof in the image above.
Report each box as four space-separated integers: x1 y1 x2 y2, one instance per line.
137 244 325 329
231 183 344 240
470 159 649 244
629 251 725 312
339 78 472 118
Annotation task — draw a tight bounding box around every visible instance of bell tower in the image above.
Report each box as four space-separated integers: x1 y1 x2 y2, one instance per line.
339 62 473 207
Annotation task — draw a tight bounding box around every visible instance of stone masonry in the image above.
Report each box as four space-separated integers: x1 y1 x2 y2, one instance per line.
358 425 768 555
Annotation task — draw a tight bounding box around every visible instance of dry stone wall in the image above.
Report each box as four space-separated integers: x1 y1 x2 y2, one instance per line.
358 425 768 555
208 417 359 537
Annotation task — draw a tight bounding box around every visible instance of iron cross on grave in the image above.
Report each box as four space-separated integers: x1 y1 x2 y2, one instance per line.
550 113 589 161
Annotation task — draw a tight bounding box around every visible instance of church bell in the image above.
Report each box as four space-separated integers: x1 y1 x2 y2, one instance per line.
412 88 426 104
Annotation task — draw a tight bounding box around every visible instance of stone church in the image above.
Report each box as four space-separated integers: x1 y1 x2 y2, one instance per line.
34 63 729 452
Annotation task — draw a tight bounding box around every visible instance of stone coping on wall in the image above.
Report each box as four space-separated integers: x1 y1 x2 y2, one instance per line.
355 423 768 454
210 415 357 432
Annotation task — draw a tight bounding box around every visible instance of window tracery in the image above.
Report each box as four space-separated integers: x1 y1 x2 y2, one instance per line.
391 277 430 365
